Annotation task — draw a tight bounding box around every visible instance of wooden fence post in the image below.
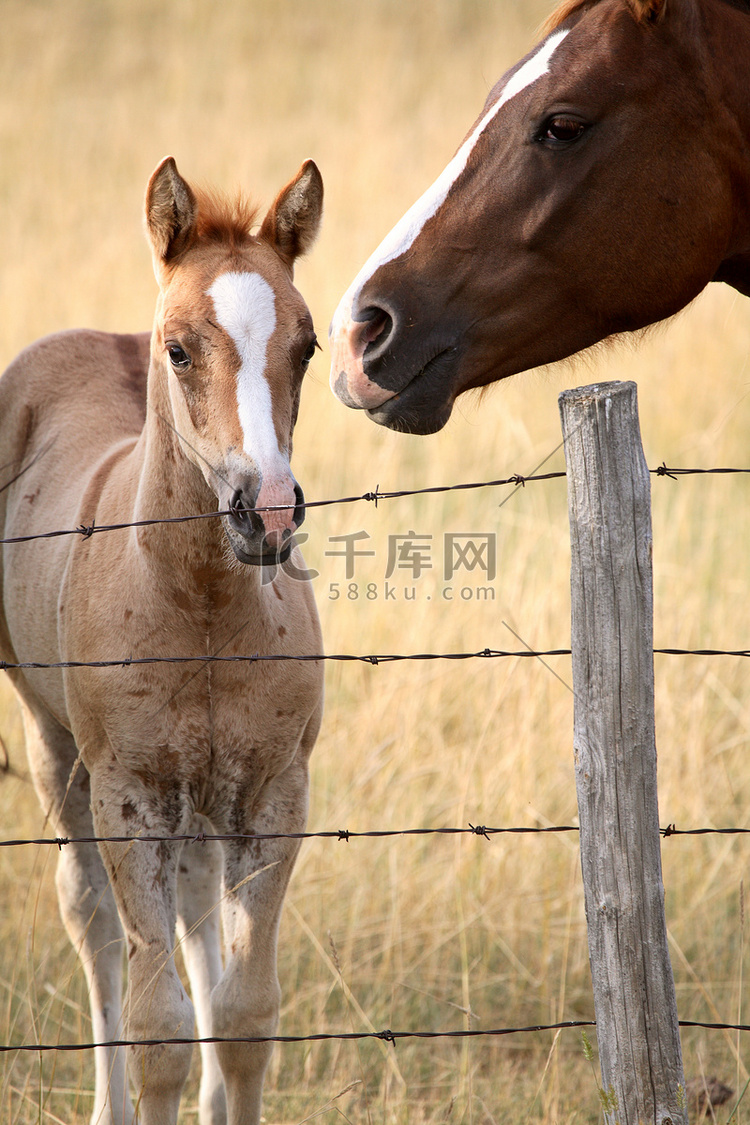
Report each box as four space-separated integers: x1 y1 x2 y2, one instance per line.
558 381 687 1125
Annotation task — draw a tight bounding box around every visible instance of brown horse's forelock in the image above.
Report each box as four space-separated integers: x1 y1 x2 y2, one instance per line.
192 185 261 250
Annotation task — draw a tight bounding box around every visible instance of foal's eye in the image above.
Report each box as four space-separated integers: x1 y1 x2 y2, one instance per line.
167 344 191 372
301 337 319 370
540 115 588 145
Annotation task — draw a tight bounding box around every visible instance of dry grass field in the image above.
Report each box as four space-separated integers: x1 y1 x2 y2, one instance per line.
0 1 749 1122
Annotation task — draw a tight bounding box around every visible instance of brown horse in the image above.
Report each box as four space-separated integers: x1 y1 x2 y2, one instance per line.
330 0 750 434
0 158 324 1125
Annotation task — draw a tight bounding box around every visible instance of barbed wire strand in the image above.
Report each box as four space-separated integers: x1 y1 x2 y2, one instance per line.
1 825 577 849
3 647 750 674
0 1022 592 1054
3 1018 749 1054
1 464 748 548
0 472 562 546
1 823 747 850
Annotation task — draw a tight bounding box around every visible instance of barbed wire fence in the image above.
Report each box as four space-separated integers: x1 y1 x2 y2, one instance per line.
1 462 749 548
1 454 748 1064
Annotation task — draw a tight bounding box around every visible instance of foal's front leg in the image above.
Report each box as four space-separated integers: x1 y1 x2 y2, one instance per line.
177 817 226 1125
20 704 134 1125
91 768 195 1125
211 762 309 1125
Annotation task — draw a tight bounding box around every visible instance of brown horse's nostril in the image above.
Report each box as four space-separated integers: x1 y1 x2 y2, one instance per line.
357 306 393 358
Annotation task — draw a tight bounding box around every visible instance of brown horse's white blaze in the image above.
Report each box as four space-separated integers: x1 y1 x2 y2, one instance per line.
0 157 324 1125
330 0 750 434
329 28 570 413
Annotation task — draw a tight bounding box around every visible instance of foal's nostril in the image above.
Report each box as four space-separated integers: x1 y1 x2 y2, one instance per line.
230 489 263 536
356 306 394 358
230 488 248 522
293 482 306 530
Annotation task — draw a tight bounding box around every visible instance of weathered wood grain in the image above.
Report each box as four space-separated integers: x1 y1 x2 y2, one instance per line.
559 381 686 1125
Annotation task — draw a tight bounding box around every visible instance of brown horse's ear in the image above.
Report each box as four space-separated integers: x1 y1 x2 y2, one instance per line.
627 0 667 22
145 157 198 269
259 160 323 269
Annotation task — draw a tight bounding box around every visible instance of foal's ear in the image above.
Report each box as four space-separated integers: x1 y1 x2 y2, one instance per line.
145 157 198 269
259 160 323 269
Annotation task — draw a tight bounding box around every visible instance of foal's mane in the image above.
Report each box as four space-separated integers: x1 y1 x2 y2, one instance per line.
193 186 261 249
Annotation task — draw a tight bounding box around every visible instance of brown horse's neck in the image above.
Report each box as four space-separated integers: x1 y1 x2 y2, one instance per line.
707 0 750 291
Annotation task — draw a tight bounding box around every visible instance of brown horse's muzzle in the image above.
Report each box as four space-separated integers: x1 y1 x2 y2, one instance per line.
331 299 462 435
329 306 397 410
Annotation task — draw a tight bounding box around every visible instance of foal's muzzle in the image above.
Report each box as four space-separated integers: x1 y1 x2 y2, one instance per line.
224 481 305 567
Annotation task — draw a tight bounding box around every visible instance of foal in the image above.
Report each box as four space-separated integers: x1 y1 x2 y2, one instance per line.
0 157 324 1125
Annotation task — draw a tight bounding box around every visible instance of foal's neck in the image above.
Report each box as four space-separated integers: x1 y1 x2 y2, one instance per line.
127 355 234 586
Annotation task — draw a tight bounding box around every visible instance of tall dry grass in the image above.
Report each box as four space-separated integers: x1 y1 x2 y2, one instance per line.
0 0 748 1122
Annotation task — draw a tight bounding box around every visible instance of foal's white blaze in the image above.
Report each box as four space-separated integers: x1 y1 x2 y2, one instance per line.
208 272 279 461
329 28 570 350
208 271 297 537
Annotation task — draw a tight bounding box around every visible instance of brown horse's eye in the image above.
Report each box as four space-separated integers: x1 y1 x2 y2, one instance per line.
541 115 587 145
